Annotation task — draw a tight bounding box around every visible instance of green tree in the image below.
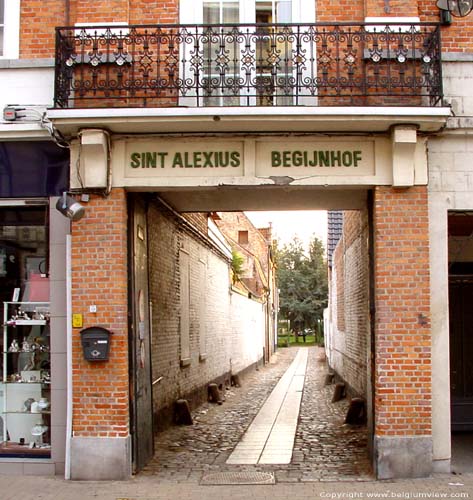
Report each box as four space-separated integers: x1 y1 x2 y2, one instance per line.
274 236 328 337
231 249 245 284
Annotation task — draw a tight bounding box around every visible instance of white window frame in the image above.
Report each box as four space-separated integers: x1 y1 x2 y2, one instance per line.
179 0 315 106
1 0 20 59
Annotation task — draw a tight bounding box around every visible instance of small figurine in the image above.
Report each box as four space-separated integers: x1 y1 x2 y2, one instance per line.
8 339 19 352
21 338 31 352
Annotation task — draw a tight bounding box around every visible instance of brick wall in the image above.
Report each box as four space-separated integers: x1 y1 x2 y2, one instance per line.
129 0 178 24
17 1 473 60
148 201 265 429
317 0 365 22
19 0 179 59
373 186 431 437
71 188 129 438
181 212 210 235
20 1 68 58
214 212 271 298
327 210 370 396
364 0 419 16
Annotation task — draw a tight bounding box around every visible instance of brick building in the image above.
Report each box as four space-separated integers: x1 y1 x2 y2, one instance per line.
213 211 278 362
0 0 471 483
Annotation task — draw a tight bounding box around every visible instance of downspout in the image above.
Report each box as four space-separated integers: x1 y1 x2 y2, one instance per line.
65 0 70 25
65 234 73 479
64 0 72 480
367 190 377 471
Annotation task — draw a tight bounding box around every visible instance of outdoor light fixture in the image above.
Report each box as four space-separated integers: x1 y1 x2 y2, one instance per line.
437 0 473 17
56 192 85 221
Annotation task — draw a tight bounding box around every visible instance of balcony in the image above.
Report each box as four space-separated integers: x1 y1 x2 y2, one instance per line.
54 22 443 110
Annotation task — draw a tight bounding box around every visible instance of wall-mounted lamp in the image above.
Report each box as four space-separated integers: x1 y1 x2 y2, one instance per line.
437 0 473 17
56 192 85 221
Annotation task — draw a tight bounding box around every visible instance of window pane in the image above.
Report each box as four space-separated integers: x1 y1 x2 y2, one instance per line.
222 3 239 24
0 28 3 57
276 1 292 23
256 1 272 23
203 2 220 24
0 0 4 24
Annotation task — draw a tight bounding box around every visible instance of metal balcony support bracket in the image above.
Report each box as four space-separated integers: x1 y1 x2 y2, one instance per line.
391 125 418 187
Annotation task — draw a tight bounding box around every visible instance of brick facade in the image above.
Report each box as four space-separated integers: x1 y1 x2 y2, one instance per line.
6 0 463 481
21 1 473 62
71 188 129 438
373 186 431 437
214 212 272 299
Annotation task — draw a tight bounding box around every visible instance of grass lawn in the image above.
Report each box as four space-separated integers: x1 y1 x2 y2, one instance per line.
277 334 317 347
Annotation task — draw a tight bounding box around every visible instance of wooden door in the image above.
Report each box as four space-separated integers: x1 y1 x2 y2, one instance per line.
449 279 473 431
129 195 154 471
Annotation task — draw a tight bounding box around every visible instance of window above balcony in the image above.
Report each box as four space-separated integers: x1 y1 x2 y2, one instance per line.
0 0 20 59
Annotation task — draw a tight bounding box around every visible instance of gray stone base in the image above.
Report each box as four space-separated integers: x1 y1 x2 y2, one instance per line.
70 436 132 480
432 458 451 474
375 436 433 479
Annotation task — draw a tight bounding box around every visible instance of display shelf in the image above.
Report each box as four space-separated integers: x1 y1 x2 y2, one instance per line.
3 381 50 385
1 411 51 415
4 320 47 326
2 301 51 457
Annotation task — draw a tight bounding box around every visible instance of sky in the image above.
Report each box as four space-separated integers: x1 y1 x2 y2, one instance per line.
245 210 327 252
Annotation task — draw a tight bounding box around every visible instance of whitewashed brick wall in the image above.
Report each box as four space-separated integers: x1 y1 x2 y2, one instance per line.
326 211 369 397
148 203 265 424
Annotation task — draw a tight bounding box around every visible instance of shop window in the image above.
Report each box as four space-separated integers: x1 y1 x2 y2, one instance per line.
0 204 51 459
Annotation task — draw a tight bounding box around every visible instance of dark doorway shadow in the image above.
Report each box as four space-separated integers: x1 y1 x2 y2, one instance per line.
451 432 473 474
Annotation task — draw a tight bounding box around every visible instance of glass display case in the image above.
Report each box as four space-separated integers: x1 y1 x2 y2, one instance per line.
1 301 51 458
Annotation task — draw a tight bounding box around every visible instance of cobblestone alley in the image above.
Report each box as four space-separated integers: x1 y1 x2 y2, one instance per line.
142 346 372 483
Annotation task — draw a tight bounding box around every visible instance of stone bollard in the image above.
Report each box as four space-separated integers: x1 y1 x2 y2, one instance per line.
345 397 366 425
332 382 346 403
231 374 242 388
208 383 223 404
174 399 193 425
324 373 335 386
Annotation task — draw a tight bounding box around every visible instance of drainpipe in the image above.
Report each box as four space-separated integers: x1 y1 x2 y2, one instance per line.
367 190 376 470
65 0 70 25
65 234 73 479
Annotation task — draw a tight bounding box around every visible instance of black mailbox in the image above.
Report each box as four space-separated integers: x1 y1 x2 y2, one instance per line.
80 327 112 361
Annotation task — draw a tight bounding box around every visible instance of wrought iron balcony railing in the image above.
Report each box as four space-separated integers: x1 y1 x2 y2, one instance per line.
54 22 442 109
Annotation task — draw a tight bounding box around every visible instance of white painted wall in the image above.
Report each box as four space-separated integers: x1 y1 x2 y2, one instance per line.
229 291 265 373
428 59 473 473
0 67 54 110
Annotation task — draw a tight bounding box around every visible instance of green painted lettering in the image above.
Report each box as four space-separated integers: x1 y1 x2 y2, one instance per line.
283 151 291 167
184 152 193 168
230 151 240 167
130 152 141 168
218 151 230 167
158 152 168 168
145 152 156 168
203 151 214 168
272 151 282 167
193 152 202 168
342 151 352 167
330 150 342 167
292 151 303 167
319 151 330 167
353 150 362 167
308 151 318 167
172 152 184 168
